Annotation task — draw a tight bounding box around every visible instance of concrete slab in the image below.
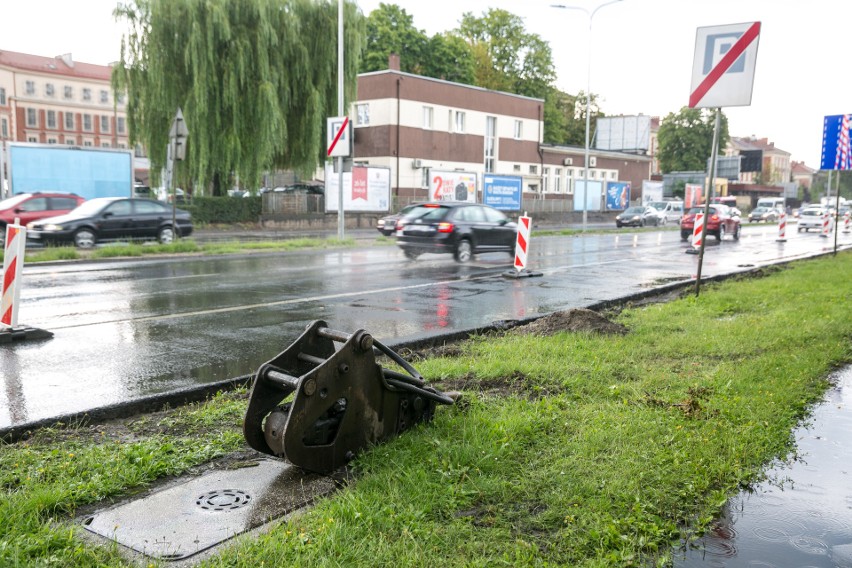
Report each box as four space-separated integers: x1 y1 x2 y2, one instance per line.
82 459 337 561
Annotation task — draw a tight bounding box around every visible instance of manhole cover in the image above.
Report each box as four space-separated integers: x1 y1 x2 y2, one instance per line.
196 489 252 511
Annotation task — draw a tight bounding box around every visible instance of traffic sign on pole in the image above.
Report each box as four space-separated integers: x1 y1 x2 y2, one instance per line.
689 22 761 109
327 116 351 158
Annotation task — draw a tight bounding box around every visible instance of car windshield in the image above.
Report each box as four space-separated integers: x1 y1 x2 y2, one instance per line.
0 194 32 209
801 209 822 217
752 207 767 213
404 205 451 222
624 207 644 215
648 202 667 210
67 198 114 216
687 207 717 215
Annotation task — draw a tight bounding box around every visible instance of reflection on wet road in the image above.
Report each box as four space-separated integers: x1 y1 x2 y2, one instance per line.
1 226 849 426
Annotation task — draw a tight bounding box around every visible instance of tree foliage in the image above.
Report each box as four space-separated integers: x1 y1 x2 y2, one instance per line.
113 0 365 193
656 107 729 173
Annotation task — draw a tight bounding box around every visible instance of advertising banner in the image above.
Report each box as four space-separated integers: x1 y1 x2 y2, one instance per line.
429 170 477 203
605 182 631 210
684 183 704 209
573 180 603 211
483 174 522 210
324 165 390 212
641 180 663 204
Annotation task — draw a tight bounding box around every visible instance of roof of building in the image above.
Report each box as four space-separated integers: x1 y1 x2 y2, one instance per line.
0 49 113 82
730 136 790 156
359 69 544 103
791 161 816 175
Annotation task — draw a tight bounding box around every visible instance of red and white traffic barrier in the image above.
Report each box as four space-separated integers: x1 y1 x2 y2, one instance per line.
776 211 787 242
513 214 531 272
821 212 832 238
1 219 26 328
843 211 851 233
691 213 705 249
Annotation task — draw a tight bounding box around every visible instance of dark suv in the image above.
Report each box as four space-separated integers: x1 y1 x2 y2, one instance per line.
394 202 517 262
0 192 85 234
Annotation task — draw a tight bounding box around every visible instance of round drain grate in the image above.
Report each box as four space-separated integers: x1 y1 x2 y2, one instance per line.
196 489 252 512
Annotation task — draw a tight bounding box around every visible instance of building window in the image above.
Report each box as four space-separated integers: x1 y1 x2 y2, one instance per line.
100 115 110 133
65 112 75 130
355 103 369 126
47 110 57 129
25 81 35 95
454 111 466 133
45 83 55 97
555 168 562 193
116 93 125 105
100 90 109 104
83 140 93 147
118 143 126 149
514 120 523 140
134 144 146 158
610 171 617 180
48 138 58 144
117 116 126 134
28 136 38 143
543 167 550 192
65 139 76 145
82 88 92 101
1 118 7 138
529 165 537 175
26 108 38 127
83 114 93 131
0 87 6 105
484 116 496 173
102 142 111 148
64 86 73 100
423 106 433 129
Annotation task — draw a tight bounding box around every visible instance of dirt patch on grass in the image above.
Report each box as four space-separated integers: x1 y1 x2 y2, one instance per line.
512 308 628 336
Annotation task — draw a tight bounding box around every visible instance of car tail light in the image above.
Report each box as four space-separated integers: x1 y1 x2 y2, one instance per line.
395 221 404 231
423 203 440 208
711 214 719 221
437 222 454 233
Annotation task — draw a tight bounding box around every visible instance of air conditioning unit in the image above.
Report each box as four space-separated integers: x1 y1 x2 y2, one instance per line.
412 159 423 169
563 157 573 166
589 156 597 167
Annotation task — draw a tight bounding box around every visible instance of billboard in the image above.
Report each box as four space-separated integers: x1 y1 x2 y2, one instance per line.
429 170 477 203
324 165 391 212
684 183 704 209
641 180 663 204
605 182 631 210
820 114 851 171
573 180 602 211
483 174 522 210
595 116 651 152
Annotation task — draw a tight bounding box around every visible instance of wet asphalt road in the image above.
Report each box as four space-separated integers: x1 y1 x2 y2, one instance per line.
2 224 850 427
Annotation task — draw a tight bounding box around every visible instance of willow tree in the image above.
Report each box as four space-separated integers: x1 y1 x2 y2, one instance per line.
113 0 364 194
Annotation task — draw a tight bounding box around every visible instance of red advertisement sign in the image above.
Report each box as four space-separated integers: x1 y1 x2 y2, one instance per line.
351 166 368 201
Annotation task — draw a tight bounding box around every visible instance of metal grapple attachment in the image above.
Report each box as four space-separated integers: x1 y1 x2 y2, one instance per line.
243 320 455 474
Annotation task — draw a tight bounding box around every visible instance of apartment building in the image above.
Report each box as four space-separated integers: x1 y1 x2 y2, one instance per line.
726 136 792 185
0 49 130 150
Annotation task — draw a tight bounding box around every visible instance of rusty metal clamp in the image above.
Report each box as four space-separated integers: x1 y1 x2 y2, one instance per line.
243 320 454 474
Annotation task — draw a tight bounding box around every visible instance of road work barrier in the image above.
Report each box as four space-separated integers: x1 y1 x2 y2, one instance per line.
821 212 833 238
843 211 851 233
776 211 787 242
689 213 705 252
1 219 25 328
504 213 542 279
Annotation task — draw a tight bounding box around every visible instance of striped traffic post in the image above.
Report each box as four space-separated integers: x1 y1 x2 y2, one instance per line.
503 213 542 279
1 219 26 328
820 211 832 238
776 211 787 242
688 212 704 252
843 211 851 234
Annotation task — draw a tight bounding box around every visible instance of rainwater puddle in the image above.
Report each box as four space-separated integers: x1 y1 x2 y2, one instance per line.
673 365 852 567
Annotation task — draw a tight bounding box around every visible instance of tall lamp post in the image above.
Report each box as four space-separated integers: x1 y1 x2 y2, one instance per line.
552 0 624 231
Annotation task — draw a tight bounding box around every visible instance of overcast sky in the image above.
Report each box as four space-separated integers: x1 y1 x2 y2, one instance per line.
4 0 850 168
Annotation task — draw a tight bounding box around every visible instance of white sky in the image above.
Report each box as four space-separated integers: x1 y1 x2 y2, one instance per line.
4 0 850 168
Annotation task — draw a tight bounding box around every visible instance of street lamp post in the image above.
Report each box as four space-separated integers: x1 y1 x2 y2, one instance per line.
552 0 624 231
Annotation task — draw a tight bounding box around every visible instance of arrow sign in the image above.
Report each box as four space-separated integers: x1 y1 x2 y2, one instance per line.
689 22 761 109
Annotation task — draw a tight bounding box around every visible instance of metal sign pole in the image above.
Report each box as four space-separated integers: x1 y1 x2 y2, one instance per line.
336 0 345 241
694 107 721 297
834 172 842 255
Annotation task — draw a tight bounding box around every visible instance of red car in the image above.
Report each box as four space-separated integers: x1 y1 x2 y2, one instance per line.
680 205 741 241
0 192 85 235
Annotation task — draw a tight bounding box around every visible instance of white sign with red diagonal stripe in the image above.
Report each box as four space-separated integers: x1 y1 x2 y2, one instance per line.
514 215 531 272
1 222 26 328
326 116 351 158
689 21 761 109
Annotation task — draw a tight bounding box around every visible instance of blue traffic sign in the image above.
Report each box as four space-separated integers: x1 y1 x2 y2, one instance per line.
820 114 851 171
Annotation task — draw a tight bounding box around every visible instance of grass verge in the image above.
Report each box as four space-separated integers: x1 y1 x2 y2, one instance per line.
1 252 850 566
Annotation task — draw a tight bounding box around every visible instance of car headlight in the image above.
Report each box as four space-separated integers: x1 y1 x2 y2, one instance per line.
42 224 64 231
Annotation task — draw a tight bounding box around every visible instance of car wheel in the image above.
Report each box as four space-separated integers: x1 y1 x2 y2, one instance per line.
74 228 97 249
158 226 175 244
454 239 473 263
733 224 741 241
616 222 622 228
403 249 420 260
798 227 804 232
716 225 726 241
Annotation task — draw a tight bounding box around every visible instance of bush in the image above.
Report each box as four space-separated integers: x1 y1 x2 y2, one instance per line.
183 196 262 224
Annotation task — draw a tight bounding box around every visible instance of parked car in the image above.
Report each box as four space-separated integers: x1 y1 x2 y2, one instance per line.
797 206 826 232
395 202 517 262
647 201 684 224
27 197 193 248
748 207 779 223
615 206 665 228
377 203 421 236
272 183 325 195
0 192 85 234
680 205 741 241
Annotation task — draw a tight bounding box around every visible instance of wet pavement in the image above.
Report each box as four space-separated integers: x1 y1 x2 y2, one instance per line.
673 365 852 568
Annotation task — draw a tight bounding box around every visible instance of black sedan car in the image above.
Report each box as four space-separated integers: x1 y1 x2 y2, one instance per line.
27 197 193 248
615 206 665 228
395 202 517 262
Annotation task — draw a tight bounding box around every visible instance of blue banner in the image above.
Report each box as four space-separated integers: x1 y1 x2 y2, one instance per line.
606 182 631 210
820 114 852 171
483 174 522 210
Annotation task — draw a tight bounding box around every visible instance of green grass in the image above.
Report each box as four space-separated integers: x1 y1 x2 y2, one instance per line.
1 252 851 566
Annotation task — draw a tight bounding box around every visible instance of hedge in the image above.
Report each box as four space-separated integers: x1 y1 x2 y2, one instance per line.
183 196 262 224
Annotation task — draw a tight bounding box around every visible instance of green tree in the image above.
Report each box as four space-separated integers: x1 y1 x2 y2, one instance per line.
113 0 365 194
422 33 475 84
361 3 427 73
656 107 729 173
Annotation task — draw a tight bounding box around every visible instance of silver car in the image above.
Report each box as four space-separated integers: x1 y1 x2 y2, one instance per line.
797 207 826 232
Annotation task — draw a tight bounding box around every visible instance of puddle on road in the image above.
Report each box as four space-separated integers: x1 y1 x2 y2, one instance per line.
673 366 852 567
